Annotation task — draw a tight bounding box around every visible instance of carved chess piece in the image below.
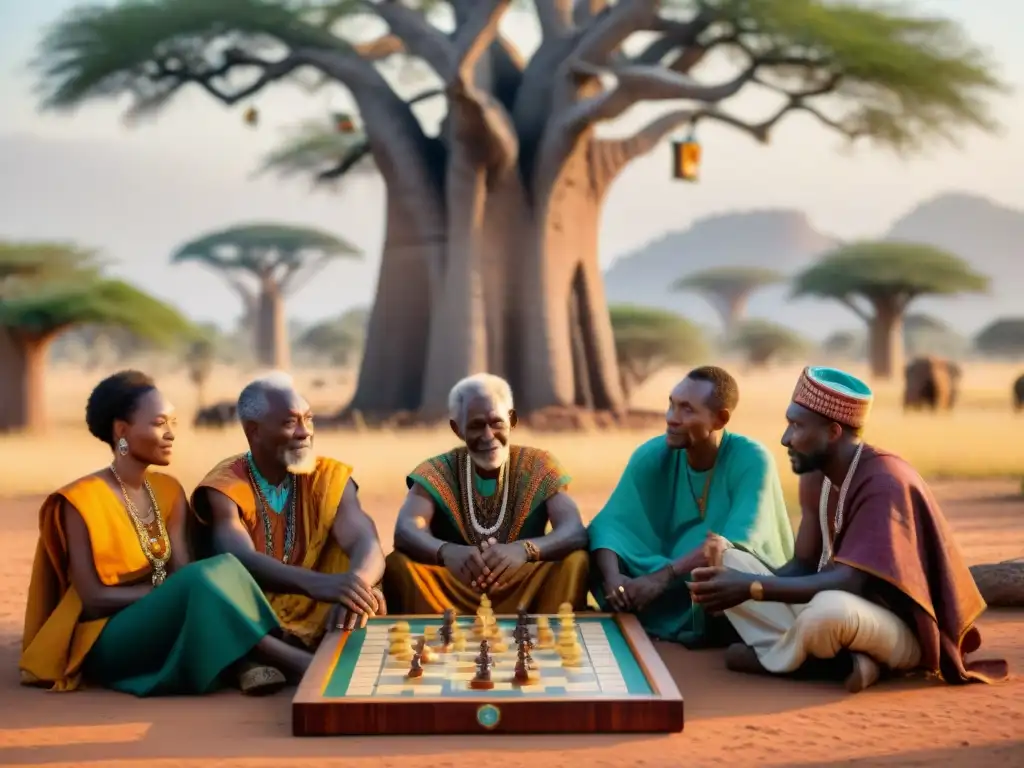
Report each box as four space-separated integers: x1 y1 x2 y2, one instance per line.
514 639 539 684
407 642 424 679
535 616 555 648
390 636 414 661
470 646 495 690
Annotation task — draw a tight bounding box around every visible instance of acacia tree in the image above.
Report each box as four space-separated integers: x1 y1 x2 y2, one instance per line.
730 318 809 367
297 306 370 367
33 0 1004 417
792 242 988 379
0 242 196 432
609 304 706 397
672 266 783 333
171 223 360 369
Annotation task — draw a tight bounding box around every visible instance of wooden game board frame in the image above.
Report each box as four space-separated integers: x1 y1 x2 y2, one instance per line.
292 612 684 736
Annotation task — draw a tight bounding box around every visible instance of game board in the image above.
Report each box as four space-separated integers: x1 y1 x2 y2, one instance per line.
292 610 684 736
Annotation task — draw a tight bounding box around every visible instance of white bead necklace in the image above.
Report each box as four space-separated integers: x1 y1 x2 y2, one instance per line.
465 452 510 536
817 442 864 572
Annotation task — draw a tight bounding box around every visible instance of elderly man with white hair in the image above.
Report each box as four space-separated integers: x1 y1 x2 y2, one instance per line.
382 373 590 615
189 371 386 691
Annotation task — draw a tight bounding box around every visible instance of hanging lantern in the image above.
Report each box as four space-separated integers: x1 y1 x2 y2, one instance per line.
671 130 701 182
333 111 356 133
243 105 259 127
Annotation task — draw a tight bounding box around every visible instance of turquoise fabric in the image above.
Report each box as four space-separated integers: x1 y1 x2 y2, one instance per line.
806 366 873 400
587 432 794 645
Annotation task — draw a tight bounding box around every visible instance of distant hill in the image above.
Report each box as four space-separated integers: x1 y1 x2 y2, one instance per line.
602 209 844 336
603 194 1024 340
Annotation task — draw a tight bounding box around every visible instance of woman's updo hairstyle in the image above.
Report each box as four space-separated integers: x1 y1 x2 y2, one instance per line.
85 370 157 448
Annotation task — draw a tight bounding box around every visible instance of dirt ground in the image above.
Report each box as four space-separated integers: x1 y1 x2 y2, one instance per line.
0 480 1021 768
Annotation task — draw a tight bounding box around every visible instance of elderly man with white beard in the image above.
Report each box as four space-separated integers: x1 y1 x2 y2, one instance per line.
189 371 387 688
382 373 590 615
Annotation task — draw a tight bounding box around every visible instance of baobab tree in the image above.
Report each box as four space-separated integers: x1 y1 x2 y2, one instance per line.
171 223 361 369
0 241 196 432
672 266 784 334
791 242 988 379
33 0 1004 417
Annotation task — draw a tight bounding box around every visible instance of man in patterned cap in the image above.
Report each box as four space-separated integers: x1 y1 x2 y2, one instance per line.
686 366 1008 692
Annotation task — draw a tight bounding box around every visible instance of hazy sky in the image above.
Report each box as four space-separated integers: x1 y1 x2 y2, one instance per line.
1 0 1022 328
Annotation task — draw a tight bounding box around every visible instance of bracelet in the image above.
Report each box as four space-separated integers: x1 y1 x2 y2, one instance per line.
749 580 765 601
521 540 541 562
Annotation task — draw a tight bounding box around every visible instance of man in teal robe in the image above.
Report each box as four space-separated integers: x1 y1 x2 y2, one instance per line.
588 366 794 646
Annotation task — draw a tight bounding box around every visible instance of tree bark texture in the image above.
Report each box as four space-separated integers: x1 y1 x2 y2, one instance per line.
212 0 810 418
0 329 52 433
867 299 904 380
255 282 289 370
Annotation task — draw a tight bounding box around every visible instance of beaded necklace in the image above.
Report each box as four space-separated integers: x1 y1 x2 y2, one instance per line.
816 443 864 572
246 452 290 513
243 450 296 565
109 464 171 586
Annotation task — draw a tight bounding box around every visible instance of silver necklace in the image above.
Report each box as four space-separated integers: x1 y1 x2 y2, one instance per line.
817 443 864 572
465 453 510 536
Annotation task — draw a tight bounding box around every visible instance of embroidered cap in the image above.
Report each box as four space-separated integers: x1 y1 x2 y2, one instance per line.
792 366 873 429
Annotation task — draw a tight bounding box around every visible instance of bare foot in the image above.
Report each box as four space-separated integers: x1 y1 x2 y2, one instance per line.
724 643 768 675
844 652 881 693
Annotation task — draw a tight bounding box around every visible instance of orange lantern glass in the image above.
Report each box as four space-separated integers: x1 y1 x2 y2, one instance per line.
672 133 701 181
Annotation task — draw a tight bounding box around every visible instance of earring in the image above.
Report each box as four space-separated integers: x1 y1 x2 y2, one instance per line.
117 438 129 456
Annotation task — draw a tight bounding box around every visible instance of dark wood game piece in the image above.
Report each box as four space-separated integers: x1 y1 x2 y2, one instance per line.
438 608 455 646
470 651 494 690
475 638 492 667
293 613 685 736
407 651 423 679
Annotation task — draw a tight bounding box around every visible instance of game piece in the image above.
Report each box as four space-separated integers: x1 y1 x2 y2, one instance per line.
389 636 414 661
388 621 411 646
513 641 538 684
293 613 686 737
513 608 532 642
475 638 493 667
535 616 555 648
415 635 434 663
407 641 424 679
469 654 495 690
438 609 455 647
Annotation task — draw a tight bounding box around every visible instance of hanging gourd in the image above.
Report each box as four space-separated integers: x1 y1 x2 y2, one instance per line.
243 105 259 127
671 128 701 182
333 111 356 133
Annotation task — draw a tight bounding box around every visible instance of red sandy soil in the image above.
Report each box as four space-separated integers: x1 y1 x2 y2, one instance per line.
0 481 1021 768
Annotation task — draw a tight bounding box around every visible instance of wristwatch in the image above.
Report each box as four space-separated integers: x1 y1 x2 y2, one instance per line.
749 580 765 601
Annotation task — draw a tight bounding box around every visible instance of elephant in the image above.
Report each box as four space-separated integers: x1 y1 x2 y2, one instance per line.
903 356 962 411
193 401 238 429
1014 373 1024 412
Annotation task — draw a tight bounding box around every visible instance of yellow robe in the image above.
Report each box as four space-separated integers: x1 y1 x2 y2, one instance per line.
190 455 352 647
382 445 590 615
20 472 184 691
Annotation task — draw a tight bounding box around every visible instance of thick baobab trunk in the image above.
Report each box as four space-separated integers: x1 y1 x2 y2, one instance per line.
515 143 625 413
0 329 52 433
255 282 289 370
348 195 442 414
867 301 904 380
